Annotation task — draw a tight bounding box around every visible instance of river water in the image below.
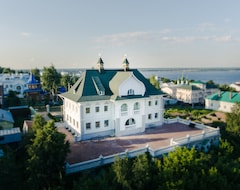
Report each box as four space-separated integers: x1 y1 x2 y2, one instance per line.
139 68 240 85
60 67 240 85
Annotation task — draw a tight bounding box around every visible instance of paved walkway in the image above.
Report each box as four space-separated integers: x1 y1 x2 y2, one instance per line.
56 123 204 164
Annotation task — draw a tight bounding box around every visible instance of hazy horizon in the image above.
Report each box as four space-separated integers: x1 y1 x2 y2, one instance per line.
1 1 240 69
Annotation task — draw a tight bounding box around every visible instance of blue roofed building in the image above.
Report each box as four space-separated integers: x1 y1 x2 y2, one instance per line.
0 109 14 129
24 73 45 102
0 108 21 144
59 57 165 141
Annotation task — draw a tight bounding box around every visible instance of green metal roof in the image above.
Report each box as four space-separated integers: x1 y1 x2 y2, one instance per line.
191 80 205 84
178 85 201 91
61 69 163 102
206 91 240 103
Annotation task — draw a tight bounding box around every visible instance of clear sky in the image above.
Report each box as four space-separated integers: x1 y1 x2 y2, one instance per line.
1 0 240 70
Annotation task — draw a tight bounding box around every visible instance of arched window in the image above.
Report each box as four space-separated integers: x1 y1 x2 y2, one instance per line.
125 118 135 126
133 102 140 110
127 89 134 95
121 103 128 112
16 86 21 91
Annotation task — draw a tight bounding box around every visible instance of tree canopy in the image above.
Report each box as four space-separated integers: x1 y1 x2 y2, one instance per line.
26 116 69 189
226 103 240 136
149 75 160 89
41 65 61 94
31 67 41 83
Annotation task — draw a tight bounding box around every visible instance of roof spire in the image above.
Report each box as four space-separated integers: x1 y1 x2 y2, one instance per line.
122 54 129 72
97 54 104 73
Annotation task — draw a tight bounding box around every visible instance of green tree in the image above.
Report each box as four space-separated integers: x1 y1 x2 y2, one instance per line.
149 75 160 89
31 67 41 83
60 74 78 90
41 65 61 94
5 90 21 107
131 153 151 190
2 67 15 74
219 84 236 92
26 119 69 189
0 147 20 190
206 80 215 85
32 114 47 132
161 77 171 83
226 103 240 136
112 154 154 190
112 156 132 189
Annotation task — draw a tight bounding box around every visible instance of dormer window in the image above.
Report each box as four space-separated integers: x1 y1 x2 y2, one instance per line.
128 89 134 95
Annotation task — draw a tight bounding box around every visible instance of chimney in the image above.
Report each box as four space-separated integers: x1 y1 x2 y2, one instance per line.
229 91 232 100
218 90 221 97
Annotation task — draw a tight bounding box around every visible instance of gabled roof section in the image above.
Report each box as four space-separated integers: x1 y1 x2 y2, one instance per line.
109 72 132 95
0 109 14 123
206 91 240 103
61 69 164 102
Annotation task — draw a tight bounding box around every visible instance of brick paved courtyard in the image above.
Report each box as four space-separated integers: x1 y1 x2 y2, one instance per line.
57 123 205 164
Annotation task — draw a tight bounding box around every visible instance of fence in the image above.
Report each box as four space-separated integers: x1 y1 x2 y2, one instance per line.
65 117 220 174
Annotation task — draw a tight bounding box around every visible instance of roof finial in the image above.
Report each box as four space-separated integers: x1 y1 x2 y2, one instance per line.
122 55 129 72
97 54 104 73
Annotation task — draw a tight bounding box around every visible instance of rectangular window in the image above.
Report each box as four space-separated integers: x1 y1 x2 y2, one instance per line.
148 114 152 120
104 105 108 112
155 100 158 105
104 120 109 127
86 122 91 130
148 101 152 106
95 121 100 128
95 106 100 113
155 113 158 119
86 107 90 114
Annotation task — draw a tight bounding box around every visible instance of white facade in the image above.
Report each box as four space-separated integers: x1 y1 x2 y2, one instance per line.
205 91 240 113
205 99 234 113
61 58 164 141
63 94 164 141
230 82 240 92
0 73 30 97
161 80 218 104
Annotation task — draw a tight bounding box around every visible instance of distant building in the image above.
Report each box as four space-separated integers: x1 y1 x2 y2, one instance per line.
161 80 218 105
22 120 33 134
205 91 240 112
0 109 14 129
0 85 3 107
24 73 44 102
230 82 240 92
60 57 164 141
0 73 29 98
0 108 21 145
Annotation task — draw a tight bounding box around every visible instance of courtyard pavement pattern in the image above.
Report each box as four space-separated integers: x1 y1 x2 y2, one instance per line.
56 123 207 164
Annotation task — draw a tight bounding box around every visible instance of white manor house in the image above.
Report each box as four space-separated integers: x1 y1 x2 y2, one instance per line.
60 57 164 141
